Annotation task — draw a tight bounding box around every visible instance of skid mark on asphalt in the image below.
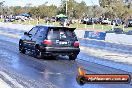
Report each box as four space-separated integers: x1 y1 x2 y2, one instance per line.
0 71 24 88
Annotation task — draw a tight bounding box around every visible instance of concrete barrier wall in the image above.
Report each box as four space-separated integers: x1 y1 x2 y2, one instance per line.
74 30 85 38
105 33 132 45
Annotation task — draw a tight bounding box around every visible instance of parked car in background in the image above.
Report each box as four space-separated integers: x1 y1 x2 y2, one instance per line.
81 18 89 24
4 18 10 22
50 17 56 22
111 18 122 26
60 18 71 26
81 18 93 25
45 17 51 23
86 19 93 25
4 17 15 22
92 18 99 24
45 17 56 23
106 28 124 34
56 17 68 22
126 19 132 27
101 18 111 25
19 25 80 60
98 17 103 24
15 15 29 21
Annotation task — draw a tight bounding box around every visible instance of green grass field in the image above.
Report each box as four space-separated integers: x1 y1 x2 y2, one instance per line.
0 19 3 22
1 18 132 32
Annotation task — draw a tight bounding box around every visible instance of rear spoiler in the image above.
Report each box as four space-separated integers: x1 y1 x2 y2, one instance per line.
49 27 76 31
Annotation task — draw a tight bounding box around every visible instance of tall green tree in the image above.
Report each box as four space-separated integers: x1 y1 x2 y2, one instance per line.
11 6 24 15
0 1 5 15
29 7 40 18
74 1 88 18
29 4 57 18
99 0 132 19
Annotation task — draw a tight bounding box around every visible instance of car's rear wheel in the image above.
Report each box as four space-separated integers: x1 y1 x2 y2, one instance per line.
69 54 77 60
19 41 26 54
35 47 43 59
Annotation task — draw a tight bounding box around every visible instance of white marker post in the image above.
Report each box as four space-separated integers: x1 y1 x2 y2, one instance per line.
93 24 95 29
123 25 124 31
112 22 115 30
53 22 54 26
25 20 26 24
37 19 39 24
2 18 4 22
29 20 31 24
85 24 87 28
47 21 49 25
102 25 104 30
77 22 79 28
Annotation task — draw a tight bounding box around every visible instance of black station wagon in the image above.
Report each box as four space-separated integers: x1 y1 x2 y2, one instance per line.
19 25 80 60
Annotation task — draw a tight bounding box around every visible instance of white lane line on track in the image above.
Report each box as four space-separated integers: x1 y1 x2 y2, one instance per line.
0 78 11 88
0 71 24 88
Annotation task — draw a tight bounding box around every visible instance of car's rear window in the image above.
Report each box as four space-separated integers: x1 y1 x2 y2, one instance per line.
47 28 77 40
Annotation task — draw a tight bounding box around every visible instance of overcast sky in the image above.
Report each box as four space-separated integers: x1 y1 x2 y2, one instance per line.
3 0 99 6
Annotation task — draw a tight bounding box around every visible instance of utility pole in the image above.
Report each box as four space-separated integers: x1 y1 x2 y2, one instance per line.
91 0 95 18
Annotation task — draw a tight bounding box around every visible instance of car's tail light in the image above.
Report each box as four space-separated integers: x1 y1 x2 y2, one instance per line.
74 41 79 47
43 40 52 45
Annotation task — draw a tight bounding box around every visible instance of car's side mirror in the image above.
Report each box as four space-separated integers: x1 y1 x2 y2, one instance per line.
24 32 32 37
24 32 28 35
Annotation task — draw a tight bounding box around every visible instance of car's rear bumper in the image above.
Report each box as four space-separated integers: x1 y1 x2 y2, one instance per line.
40 46 80 56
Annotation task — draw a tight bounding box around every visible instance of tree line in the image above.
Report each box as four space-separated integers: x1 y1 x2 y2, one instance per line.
0 0 132 20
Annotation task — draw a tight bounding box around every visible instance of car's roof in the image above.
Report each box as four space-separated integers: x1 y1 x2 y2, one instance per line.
36 25 76 29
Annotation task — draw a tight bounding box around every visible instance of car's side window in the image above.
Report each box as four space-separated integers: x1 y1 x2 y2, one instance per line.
28 27 38 36
35 27 47 39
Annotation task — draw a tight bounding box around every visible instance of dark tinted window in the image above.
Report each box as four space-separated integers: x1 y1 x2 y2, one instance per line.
28 27 38 36
35 27 47 38
47 28 77 40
